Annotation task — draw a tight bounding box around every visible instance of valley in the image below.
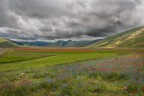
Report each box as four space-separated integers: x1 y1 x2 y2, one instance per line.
0 27 144 96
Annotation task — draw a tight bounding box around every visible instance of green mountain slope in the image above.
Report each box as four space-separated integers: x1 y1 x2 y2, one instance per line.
0 38 18 48
89 27 144 48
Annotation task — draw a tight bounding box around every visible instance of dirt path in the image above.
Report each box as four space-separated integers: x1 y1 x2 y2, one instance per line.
0 48 8 56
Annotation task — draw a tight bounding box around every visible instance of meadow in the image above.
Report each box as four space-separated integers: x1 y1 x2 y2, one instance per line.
0 48 144 96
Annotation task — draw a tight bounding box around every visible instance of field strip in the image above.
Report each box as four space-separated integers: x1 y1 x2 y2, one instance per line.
0 55 56 64
0 52 117 72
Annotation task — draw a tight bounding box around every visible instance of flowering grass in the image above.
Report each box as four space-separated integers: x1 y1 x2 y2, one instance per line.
0 48 144 96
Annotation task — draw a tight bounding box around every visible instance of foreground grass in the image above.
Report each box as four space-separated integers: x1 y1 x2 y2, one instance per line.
0 48 144 96
0 53 144 96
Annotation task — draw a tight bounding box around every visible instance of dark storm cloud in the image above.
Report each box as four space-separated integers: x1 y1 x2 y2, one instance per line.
9 0 70 18
0 0 18 28
86 27 117 37
0 0 144 40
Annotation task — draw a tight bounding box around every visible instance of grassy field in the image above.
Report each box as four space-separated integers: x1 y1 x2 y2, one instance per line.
0 48 123 71
0 47 144 96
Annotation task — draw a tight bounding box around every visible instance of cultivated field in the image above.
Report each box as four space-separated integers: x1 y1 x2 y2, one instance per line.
0 47 144 96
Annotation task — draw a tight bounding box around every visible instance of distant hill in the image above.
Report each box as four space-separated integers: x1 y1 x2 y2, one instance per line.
12 40 98 47
89 27 144 48
0 38 18 48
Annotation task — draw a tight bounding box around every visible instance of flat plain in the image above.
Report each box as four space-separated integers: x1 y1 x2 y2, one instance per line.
0 47 144 96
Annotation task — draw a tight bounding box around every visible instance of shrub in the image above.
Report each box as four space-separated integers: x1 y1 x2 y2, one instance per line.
103 73 128 81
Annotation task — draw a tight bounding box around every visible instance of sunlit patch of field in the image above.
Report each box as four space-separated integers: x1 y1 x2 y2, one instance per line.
0 48 144 96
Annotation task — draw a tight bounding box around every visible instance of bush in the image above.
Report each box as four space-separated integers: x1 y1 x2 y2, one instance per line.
103 73 128 81
89 72 128 81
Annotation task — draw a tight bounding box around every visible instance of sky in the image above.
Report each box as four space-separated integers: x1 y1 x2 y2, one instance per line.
0 0 144 41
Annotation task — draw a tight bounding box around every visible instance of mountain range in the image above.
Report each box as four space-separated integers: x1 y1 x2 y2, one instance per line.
11 40 98 47
0 26 144 48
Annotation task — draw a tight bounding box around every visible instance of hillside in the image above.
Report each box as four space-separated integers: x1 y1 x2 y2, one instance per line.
0 38 18 48
89 27 144 48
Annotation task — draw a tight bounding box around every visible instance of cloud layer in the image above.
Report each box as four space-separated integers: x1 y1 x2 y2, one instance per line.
0 0 144 40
